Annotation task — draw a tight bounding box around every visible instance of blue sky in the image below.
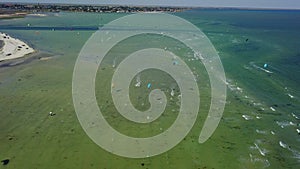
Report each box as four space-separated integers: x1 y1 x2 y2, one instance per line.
3 0 300 9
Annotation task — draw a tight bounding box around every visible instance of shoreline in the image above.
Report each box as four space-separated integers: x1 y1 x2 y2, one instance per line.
0 32 35 62
0 50 58 70
0 12 27 19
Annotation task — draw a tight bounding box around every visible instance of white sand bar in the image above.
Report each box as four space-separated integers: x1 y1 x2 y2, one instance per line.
0 32 35 61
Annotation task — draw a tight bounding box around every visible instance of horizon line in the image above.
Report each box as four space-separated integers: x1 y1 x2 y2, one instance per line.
1 2 300 10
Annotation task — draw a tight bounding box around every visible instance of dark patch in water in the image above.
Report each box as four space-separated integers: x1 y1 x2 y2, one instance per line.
0 40 4 49
283 53 300 65
7 135 16 141
1 159 9 165
235 43 260 52
0 51 57 69
204 21 223 26
232 126 241 129
49 112 56 116
222 146 234 150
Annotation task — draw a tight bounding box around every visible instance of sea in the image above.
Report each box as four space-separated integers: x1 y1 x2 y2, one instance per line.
0 8 299 169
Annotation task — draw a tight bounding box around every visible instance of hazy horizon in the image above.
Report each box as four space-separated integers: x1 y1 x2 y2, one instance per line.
1 0 300 9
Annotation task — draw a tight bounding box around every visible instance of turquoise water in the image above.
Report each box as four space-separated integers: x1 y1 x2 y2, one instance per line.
0 9 299 169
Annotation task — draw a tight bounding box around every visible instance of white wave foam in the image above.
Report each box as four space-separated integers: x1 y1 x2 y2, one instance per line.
250 62 273 74
225 79 243 92
276 121 296 128
256 129 267 134
288 93 295 99
254 143 268 156
291 113 299 120
279 141 300 161
242 114 253 120
237 87 243 92
249 154 270 168
256 116 262 119
279 141 288 149
243 65 252 70
253 102 262 106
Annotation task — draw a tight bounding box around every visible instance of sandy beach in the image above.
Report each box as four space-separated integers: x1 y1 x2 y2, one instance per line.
0 32 35 61
0 12 27 19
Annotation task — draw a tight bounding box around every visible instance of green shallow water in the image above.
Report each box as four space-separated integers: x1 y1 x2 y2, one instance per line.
0 10 300 169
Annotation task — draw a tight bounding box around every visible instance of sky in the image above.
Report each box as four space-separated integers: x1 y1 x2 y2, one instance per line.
2 0 300 9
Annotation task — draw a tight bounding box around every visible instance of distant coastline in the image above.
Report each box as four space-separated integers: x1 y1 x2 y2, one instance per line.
0 11 28 19
1 2 299 15
1 3 299 20
0 3 189 14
